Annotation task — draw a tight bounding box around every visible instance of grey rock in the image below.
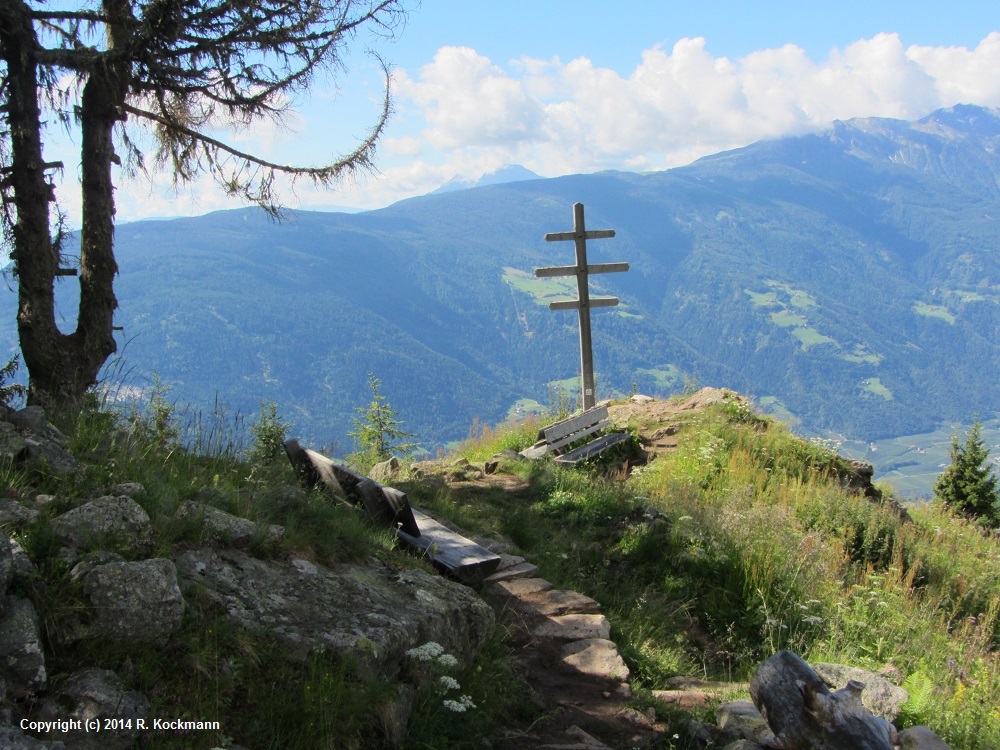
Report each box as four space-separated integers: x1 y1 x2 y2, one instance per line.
9 536 39 587
175 500 284 546
484 449 521 475
630 394 655 404
35 668 150 750
0 529 12 596
561 638 629 681
20 436 77 475
0 595 47 696
813 662 910 720
9 406 51 436
716 700 773 745
0 727 66 749
33 494 59 510
898 726 952 749
517 588 602 617
68 550 125 582
0 421 27 460
74 559 184 645
721 741 765 750
491 577 553 597
484 561 539 582
369 456 401 482
49 496 150 550
107 482 145 497
557 724 613 748
530 614 611 641
174 547 494 681
0 498 41 529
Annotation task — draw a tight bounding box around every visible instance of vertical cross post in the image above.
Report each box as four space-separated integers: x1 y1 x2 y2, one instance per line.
537 203 628 410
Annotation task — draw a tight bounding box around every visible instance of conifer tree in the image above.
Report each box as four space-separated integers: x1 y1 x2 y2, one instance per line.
1 0 403 415
933 420 1000 526
349 373 416 468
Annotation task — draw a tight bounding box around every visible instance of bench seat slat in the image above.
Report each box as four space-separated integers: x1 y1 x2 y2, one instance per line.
545 418 612 453
541 406 609 443
554 432 632 465
397 509 501 584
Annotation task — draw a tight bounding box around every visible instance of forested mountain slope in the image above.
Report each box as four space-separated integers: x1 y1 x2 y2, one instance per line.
1 105 997 461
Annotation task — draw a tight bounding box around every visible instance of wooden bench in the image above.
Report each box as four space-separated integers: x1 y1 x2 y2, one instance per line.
283 439 501 583
518 404 631 465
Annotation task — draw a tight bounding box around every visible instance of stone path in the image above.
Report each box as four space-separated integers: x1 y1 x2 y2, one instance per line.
469 535 666 750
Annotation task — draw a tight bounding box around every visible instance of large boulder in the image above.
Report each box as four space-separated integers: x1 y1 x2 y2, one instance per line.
6 407 77 476
175 500 284 546
715 700 773 746
813 662 909 721
34 668 150 750
174 547 495 681
0 499 41 530
898 726 952 749
369 456 401 483
49 496 151 551
8 406 54 436
71 559 184 645
0 421 27 461
0 595 47 697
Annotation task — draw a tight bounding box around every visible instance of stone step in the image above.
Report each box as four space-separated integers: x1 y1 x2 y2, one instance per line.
516 589 602 617
651 689 712 710
530 614 610 641
540 725 613 750
561 638 629 682
484 561 540 583
664 676 749 693
492 577 553 597
496 553 525 570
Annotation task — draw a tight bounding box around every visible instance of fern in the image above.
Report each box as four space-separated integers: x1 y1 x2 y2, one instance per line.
898 670 936 726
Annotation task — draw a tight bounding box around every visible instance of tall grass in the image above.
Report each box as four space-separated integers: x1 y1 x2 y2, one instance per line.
2 379 532 750
434 401 1000 749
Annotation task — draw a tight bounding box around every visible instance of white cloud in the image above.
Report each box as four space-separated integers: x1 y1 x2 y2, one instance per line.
395 47 546 148
390 33 1000 192
43 32 1000 222
906 32 1000 105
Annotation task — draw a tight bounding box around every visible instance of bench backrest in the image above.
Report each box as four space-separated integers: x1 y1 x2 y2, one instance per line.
539 405 611 454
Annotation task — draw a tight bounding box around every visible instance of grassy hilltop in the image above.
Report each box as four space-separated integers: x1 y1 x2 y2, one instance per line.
2 385 999 748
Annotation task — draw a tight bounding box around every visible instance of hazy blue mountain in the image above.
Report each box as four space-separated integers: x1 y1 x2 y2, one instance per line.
2 106 998 478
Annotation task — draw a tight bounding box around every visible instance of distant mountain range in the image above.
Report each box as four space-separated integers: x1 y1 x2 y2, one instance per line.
2 105 998 493
431 164 543 194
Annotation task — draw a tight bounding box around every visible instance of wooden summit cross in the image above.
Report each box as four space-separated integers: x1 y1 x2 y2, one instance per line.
537 203 628 410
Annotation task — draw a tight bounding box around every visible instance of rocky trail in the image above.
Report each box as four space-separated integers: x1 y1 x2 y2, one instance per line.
422 390 747 748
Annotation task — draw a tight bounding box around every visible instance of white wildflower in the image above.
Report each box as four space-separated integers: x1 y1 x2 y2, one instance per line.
442 694 477 712
437 653 459 668
406 642 444 662
438 676 461 691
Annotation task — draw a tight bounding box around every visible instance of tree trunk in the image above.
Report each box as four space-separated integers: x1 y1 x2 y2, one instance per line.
0 0 121 417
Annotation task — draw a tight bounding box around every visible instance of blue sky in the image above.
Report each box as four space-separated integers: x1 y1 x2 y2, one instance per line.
46 1 1000 221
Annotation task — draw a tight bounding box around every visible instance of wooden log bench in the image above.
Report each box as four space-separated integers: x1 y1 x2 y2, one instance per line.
283 439 501 583
518 404 631 465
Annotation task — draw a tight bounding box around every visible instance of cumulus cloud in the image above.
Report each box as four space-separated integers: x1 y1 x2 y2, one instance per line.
45 32 1000 222
392 32 1000 193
